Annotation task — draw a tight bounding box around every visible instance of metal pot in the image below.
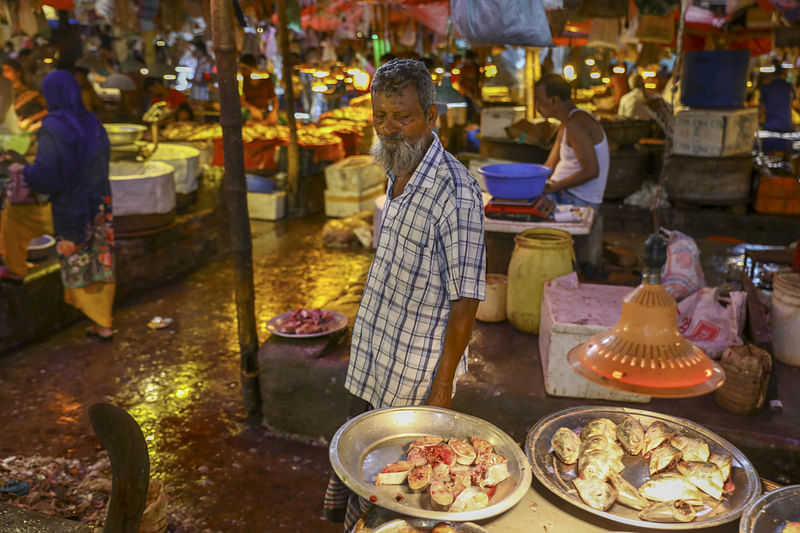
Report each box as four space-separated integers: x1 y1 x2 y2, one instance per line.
104 124 147 146
371 518 490 533
26 234 55 262
664 154 753 206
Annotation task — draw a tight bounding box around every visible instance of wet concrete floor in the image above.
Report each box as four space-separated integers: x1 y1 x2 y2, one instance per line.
0 215 794 532
0 215 373 532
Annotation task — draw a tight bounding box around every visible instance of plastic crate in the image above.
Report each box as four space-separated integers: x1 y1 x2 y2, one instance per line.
754 176 800 215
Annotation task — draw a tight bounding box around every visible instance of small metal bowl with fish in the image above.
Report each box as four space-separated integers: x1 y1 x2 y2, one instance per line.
740 485 800 533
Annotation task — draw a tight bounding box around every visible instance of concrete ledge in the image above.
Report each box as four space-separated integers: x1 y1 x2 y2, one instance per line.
0 206 222 354
258 315 800 485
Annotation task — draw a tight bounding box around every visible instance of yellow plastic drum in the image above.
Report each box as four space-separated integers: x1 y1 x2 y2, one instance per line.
506 228 574 334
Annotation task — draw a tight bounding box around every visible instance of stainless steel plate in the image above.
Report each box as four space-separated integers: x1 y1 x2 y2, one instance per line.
740 485 800 533
525 406 761 530
330 406 532 522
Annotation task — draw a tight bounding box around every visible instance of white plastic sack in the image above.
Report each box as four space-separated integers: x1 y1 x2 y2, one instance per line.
677 288 747 359
450 0 553 47
661 228 705 301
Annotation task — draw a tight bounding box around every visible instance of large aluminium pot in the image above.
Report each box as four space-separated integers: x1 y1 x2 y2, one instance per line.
664 154 753 206
109 161 176 236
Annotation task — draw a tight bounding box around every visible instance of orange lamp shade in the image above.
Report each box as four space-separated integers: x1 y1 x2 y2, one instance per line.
567 281 725 398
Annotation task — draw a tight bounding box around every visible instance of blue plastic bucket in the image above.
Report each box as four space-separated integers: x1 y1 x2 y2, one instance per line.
478 163 551 199
681 50 749 109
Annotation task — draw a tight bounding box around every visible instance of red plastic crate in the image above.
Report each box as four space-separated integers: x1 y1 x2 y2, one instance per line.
755 176 800 215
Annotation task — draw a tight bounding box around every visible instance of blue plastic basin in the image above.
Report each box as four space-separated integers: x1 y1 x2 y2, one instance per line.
478 163 551 199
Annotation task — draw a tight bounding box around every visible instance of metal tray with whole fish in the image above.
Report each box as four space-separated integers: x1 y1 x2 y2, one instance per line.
525 406 761 530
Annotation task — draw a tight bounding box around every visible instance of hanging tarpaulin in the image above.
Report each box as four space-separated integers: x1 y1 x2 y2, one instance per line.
634 0 680 16
405 3 449 35
587 18 620 48
450 0 553 47
635 13 675 43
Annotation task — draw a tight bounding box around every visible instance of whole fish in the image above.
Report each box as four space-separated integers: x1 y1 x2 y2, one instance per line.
551 427 581 465
649 443 683 476
582 434 624 461
644 421 675 454
708 452 733 482
581 418 618 441
639 499 697 523
573 476 618 511
617 415 645 455
639 473 706 505
677 461 724 500
579 449 621 479
609 472 649 510
670 435 710 462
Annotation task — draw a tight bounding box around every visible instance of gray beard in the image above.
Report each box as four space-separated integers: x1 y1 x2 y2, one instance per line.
371 134 428 177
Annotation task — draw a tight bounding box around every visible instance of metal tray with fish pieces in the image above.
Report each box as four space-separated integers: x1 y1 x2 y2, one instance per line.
330 406 532 522
739 485 800 533
525 406 761 530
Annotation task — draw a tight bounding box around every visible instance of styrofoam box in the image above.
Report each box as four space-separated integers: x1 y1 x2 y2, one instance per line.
672 107 758 157
324 183 385 218
480 106 526 139
324 155 386 194
539 274 651 403
247 191 286 221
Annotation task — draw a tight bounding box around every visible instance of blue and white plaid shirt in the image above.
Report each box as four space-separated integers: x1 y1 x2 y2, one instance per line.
345 134 486 408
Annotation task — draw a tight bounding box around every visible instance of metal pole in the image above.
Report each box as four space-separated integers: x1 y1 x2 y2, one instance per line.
276 0 300 214
210 0 261 419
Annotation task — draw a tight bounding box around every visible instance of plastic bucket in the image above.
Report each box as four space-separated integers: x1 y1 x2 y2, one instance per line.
476 274 508 322
771 271 800 366
478 163 551 199
506 228 575 334
681 50 749 109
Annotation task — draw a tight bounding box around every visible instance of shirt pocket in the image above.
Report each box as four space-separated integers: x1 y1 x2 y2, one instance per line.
385 222 438 307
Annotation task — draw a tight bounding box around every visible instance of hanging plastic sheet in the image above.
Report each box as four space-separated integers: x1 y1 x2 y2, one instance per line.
450 0 553 47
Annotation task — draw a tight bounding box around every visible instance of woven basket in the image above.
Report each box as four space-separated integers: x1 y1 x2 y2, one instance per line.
714 345 772 416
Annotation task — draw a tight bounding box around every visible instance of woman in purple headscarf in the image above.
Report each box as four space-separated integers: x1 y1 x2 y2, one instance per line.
10 69 115 339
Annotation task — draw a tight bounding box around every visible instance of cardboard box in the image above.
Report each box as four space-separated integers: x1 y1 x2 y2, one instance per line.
480 106 526 139
539 274 651 402
672 108 758 157
324 183 385 218
247 191 286 221
324 155 386 194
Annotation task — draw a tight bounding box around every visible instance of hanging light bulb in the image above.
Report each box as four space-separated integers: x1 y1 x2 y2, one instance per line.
567 234 725 398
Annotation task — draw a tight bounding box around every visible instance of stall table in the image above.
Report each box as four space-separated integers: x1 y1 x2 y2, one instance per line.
482 193 600 273
355 481 740 532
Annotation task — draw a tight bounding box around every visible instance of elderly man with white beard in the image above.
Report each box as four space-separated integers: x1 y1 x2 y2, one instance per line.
323 59 486 530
